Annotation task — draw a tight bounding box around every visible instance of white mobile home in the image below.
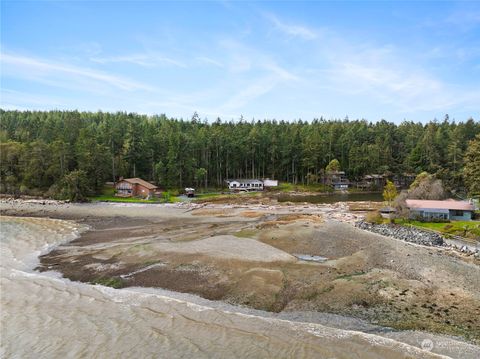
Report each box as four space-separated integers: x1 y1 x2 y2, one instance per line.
226 179 264 192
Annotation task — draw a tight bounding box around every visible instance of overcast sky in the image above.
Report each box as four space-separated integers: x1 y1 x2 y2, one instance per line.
1 0 479 123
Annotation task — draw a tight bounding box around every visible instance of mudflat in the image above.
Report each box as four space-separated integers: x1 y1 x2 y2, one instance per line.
2 199 479 351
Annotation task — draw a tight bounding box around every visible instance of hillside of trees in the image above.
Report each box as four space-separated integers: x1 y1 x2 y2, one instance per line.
1 110 479 199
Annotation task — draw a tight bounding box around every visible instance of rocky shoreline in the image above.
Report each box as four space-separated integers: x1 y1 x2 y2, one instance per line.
355 221 479 257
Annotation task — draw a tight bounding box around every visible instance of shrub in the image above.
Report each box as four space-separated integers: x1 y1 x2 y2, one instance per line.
162 191 171 203
91 277 124 288
365 211 384 224
19 184 29 194
48 170 90 201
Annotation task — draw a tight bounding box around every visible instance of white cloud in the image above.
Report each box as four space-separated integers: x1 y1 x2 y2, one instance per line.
323 44 480 114
218 78 278 113
265 13 317 40
1 52 153 92
196 56 224 68
90 53 186 68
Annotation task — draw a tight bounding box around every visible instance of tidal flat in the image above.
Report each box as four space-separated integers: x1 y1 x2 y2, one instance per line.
2 199 479 358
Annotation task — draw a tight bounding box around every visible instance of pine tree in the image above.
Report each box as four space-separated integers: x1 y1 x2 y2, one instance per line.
463 134 480 195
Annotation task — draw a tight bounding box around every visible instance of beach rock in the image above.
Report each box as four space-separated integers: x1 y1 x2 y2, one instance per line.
354 221 445 247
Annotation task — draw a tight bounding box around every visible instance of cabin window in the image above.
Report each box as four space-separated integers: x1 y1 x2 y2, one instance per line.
452 210 464 216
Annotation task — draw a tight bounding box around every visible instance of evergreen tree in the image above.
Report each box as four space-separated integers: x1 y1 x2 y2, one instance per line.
463 134 480 195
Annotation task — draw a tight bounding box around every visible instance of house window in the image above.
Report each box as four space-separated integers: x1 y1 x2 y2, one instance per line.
452 210 464 216
424 212 447 220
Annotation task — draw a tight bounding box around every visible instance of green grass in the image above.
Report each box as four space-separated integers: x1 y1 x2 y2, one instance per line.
233 229 259 238
277 182 333 193
89 186 179 203
90 277 124 289
396 219 480 241
193 191 263 202
335 271 366 280
194 192 226 200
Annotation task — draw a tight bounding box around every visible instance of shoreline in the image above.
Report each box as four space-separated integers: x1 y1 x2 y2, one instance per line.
2 214 479 358
2 200 480 354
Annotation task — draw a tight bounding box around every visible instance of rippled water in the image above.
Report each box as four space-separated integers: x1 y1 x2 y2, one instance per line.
0 216 443 358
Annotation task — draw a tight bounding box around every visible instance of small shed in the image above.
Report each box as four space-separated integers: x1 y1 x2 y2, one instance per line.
379 206 397 219
115 178 158 198
263 179 279 188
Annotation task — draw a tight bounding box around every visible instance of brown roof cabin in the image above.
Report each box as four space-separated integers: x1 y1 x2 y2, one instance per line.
115 178 158 198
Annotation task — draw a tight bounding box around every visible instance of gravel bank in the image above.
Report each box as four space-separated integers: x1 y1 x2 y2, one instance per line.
355 221 479 257
355 221 445 246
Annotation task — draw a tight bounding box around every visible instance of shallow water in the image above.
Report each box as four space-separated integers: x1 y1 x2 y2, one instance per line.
0 216 455 358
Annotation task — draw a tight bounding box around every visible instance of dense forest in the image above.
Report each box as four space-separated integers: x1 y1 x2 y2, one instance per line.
1 110 479 199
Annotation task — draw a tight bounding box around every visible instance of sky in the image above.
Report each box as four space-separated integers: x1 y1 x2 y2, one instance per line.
1 0 479 123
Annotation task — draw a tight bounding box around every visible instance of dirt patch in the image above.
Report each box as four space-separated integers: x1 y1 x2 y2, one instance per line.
348 201 384 212
191 208 234 217
239 210 266 218
229 268 285 310
124 264 229 300
256 214 323 229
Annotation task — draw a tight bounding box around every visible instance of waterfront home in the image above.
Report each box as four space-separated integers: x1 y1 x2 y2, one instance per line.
325 171 349 190
406 199 475 221
393 173 416 189
365 174 385 188
115 178 158 198
226 179 264 191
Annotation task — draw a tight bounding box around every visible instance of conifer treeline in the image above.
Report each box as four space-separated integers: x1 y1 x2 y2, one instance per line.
1 110 478 196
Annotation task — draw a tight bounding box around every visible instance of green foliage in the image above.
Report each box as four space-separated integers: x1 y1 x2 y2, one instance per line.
162 191 171 203
57 170 90 201
410 171 430 189
277 182 332 193
0 110 479 200
154 160 165 185
407 172 446 200
195 167 208 188
326 158 341 172
365 211 384 224
463 134 480 195
91 277 124 289
383 180 397 205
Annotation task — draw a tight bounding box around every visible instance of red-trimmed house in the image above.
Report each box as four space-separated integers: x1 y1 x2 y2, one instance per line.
115 178 158 198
